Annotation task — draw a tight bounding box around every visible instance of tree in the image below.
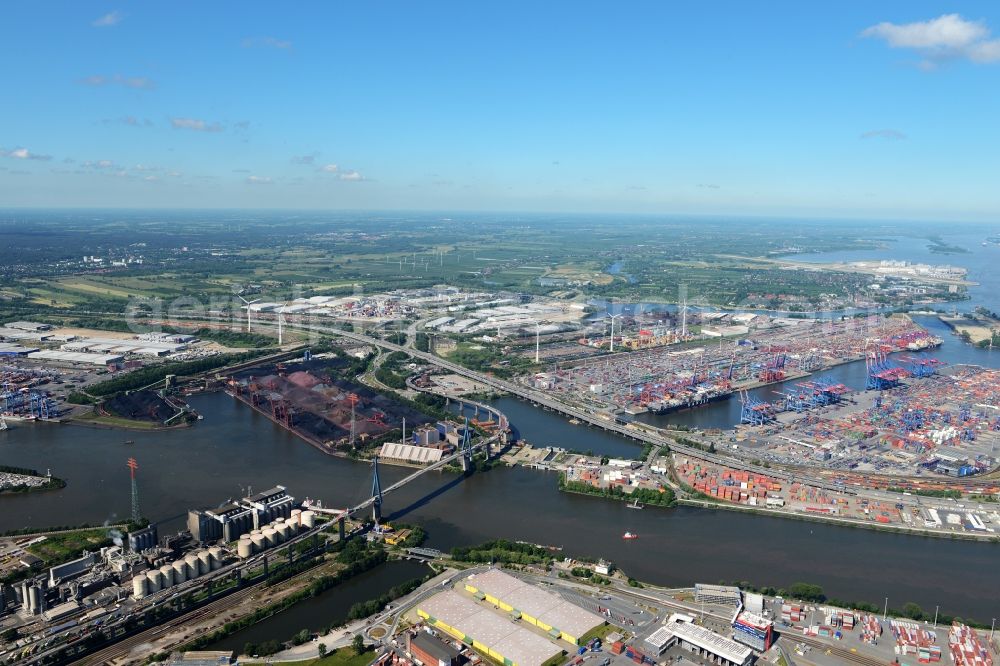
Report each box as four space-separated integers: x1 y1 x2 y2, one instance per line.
902 603 924 620
318 643 327 658
352 634 366 653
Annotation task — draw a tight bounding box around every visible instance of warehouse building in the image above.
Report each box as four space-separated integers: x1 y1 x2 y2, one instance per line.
4 321 52 332
0 343 38 356
463 568 605 646
380 442 445 465
27 350 123 367
646 621 754 666
418 590 563 666
695 583 742 606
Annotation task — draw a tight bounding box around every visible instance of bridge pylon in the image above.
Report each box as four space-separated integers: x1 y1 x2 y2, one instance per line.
460 417 473 473
371 455 383 523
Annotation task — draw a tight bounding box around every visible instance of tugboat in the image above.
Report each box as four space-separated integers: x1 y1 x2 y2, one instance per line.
622 531 639 540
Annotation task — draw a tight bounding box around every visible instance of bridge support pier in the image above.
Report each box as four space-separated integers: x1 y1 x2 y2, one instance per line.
461 454 471 474
338 516 346 541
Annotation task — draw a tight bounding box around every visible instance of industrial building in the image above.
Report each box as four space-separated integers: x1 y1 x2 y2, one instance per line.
695 583 742 606
645 620 754 666
4 321 52 332
27 350 123 367
128 525 159 552
187 486 295 543
407 631 462 666
379 442 445 465
417 590 564 666
0 343 38 356
463 568 605 646
48 552 98 586
60 336 189 357
732 611 775 651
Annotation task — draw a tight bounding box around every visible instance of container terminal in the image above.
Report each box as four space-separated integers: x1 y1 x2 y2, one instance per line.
526 314 939 416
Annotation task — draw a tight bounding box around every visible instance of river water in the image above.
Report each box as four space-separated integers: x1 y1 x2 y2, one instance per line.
2 327 1000 620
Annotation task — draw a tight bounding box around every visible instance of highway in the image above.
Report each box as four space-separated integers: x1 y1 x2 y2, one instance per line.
285 319 860 495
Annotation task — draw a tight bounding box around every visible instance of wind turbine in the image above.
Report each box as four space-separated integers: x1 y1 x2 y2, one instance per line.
238 295 260 333
277 301 288 345
606 313 623 353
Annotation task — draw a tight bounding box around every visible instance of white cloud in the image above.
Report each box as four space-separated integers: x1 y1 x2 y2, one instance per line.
339 170 364 181
1 147 52 161
320 163 339 173
82 159 119 170
103 116 153 127
170 117 224 132
83 74 156 90
861 129 907 140
862 14 1000 65
92 10 123 27
242 36 293 50
292 153 319 165
143 175 159 182
245 175 273 185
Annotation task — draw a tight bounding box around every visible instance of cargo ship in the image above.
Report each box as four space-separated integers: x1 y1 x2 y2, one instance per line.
622 531 639 540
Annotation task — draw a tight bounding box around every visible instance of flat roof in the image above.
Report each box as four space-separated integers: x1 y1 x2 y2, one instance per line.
465 568 605 639
418 591 562 666
646 625 675 649
670 621 753 664
27 350 122 365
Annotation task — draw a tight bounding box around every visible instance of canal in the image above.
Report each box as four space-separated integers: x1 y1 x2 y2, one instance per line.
1 328 999 621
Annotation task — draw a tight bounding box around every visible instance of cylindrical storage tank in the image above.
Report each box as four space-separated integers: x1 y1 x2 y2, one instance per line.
146 569 162 593
197 550 213 573
301 510 315 528
262 527 277 547
251 528 262 538
237 539 253 559
185 553 201 578
209 546 224 570
272 522 285 542
281 522 295 540
172 560 188 584
28 586 40 613
290 509 302 527
250 533 266 552
132 575 148 599
159 565 174 588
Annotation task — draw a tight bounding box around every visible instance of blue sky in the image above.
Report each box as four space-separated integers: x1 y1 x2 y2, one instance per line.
1 2 999 220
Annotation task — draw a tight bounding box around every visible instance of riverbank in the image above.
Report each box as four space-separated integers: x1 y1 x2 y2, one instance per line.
0 466 65 495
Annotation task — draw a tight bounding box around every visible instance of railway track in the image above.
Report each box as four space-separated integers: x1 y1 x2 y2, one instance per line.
70 572 280 666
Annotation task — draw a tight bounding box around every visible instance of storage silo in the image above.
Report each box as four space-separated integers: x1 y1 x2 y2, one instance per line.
209 546 224 569
27 585 41 614
197 550 213 574
250 532 266 552
237 539 253 559
301 510 315 528
172 560 188 584
262 527 277 548
185 553 202 578
159 565 174 589
290 509 302 528
132 575 148 599
146 569 162 593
